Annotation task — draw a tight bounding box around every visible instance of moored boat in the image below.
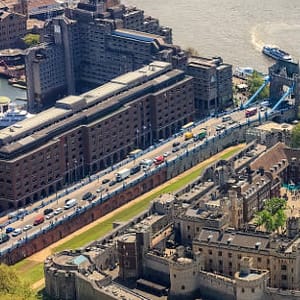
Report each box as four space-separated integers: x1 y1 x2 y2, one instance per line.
262 45 292 61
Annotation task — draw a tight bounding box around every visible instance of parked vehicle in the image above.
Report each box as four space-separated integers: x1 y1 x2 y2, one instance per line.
64 198 77 210
109 180 117 187
46 212 55 220
102 178 110 184
44 208 54 215
33 215 45 226
0 233 9 244
115 168 130 182
12 228 22 237
172 142 180 147
172 146 180 153
130 165 141 175
128 149 143 158
7 211 18 219
96 187 104 193
163 151 171 157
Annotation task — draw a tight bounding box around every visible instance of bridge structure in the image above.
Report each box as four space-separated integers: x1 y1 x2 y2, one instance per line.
241 60 300 118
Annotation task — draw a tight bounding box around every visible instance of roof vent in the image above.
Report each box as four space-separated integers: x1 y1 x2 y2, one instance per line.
255 242 261 250
207 234 213 241
227 237 233 244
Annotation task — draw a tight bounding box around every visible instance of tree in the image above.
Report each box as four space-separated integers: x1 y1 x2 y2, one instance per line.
0 264 35 300
247 70 269 100
185 47 199 57
254 197 287 233
23 34 40 47
291 123 300 148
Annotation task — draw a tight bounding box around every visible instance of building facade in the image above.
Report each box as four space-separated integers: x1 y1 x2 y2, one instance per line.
25 0 187 111
186 56 233 117
0 7 26 50
0 62 194 210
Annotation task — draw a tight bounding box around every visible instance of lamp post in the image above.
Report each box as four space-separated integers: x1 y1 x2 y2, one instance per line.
74 159 78 182
136 128 139 148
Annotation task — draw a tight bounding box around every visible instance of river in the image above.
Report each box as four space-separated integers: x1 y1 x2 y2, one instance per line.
124 0 300 72
0 77 27 105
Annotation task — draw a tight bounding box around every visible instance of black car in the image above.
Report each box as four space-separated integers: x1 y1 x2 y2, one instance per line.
109 180 117 187
172 141 180 147
102 178 110 184
43 208 54 215
82 192 92 200
130 165 141 175
172 147 180 153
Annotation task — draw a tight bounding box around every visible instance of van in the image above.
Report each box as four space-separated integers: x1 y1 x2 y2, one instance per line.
154 155 164 165
33 215 44 226
64 198 77 210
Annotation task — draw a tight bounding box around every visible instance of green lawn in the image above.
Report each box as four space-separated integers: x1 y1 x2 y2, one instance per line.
12 144 243 292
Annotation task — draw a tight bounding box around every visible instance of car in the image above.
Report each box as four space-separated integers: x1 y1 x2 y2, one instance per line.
82 192 92 200
172 146 180 153
109 180 117 187
96 187 104 193
23 224 32 231
172 142 180 147
5 227 14 234
54 207 63 215
11 228 22 237
43 208 54 215
46 212 55 220
228 119 236 125
163 151 171 157
102 178 110 184
260 107 267 112
222 116 232 122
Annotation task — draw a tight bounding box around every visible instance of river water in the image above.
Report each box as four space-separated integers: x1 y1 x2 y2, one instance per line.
124 0 300 72
2 1 300 99
0 77 27 104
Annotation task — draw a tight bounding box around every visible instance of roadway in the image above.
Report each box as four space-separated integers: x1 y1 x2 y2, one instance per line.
0 107 263 250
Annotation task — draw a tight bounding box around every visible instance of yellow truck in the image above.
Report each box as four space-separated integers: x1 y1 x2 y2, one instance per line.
184 131 193 140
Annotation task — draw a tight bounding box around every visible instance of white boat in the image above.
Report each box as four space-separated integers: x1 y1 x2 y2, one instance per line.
0 103 34 128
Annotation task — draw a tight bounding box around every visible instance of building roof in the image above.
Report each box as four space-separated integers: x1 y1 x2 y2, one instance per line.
250 142 287 172
196 228 271 251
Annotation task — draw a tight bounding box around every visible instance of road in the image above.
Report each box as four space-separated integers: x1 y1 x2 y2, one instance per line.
0 107 262 251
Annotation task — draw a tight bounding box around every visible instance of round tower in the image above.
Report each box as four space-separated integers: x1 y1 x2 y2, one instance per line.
169 257 198 300
235 257 269 300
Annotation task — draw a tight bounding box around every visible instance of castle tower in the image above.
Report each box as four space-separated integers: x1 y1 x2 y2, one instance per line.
169 252 203 300
235 257 269 300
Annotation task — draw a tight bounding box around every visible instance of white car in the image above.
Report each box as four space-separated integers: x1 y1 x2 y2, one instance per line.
54 207 63 215
46 212 55 220
23 224 32 232
163 151 171 157
12 228 22 237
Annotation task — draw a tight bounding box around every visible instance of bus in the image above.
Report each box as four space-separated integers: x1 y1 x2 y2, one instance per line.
181 122 194 131
245 107 257 118
128 149 143 158
194 129 207 141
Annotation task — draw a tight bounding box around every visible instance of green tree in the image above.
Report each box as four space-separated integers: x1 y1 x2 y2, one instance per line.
23 34 40 47
254 197 287 233
185 47 199 57
291 123 300 148
247 70 269 100
0 264 35 300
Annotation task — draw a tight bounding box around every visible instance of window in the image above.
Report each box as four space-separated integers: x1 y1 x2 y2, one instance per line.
181 286 185 290
281 275 287 280
281 265 287 270
252 288 255 293
209 250 212 255
228 252 232 258
257 257 262 263
218 251 222 256
241 288 245 293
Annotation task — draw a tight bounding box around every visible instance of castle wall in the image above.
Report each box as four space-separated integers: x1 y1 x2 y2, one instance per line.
143 253 170 286
197 271 235 300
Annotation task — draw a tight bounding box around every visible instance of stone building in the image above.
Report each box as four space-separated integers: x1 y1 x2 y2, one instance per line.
44 142 300 300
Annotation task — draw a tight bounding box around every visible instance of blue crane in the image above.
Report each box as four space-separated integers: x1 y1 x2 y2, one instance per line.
241 76 270 109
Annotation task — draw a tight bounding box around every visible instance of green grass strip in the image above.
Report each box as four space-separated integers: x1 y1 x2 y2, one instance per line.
54 145 243 252
15 261 44 286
